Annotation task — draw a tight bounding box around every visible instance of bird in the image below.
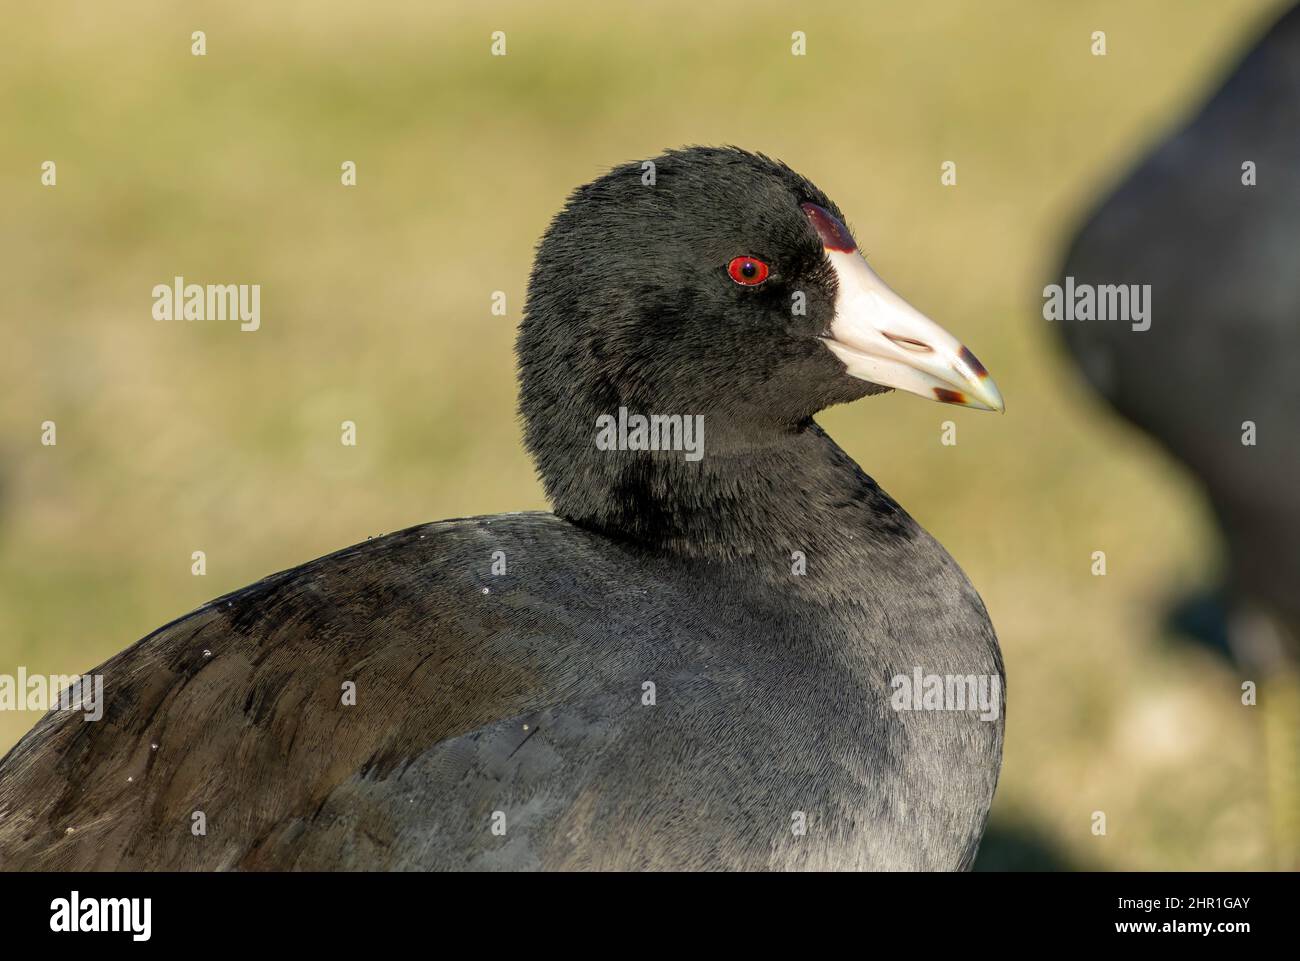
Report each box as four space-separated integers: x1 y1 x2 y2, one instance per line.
1054 6 1300 865
0 146 1006 871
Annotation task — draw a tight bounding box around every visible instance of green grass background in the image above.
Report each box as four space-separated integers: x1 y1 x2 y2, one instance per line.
1 0 1286 869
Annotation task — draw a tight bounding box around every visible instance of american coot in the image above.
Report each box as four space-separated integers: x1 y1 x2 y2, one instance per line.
0 146 1005 871
1057 5 1300 669
1055 7 1300 867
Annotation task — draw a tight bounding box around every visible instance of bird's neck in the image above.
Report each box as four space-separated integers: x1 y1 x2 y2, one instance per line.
543 418 921 580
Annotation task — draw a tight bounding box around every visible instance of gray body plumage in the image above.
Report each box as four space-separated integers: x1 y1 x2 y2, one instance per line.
0 435 1001 870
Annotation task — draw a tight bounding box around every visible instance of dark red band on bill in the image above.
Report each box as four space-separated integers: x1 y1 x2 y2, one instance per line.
800 203 857 253
959 345 990 380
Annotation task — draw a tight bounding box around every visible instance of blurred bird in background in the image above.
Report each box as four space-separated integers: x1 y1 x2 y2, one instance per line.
1056 2 1300 868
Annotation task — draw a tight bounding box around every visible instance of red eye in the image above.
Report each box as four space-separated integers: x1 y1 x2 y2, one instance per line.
727 256 770 286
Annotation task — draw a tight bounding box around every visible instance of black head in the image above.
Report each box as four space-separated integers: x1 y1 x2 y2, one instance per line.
517 146 1001 542
521 147 870 428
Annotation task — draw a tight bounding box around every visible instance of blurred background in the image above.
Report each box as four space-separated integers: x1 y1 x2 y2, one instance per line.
1 0 1292 869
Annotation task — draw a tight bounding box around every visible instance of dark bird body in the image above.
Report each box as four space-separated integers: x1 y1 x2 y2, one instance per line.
1 147 1004 870
1057 6 1300 659
1057 9 1300 867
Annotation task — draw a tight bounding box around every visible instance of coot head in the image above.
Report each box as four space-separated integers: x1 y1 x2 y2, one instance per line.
518 146 1003 539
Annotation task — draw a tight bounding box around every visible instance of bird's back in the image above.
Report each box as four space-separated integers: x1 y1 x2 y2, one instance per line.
0 508 1000 870
0 514 665 869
